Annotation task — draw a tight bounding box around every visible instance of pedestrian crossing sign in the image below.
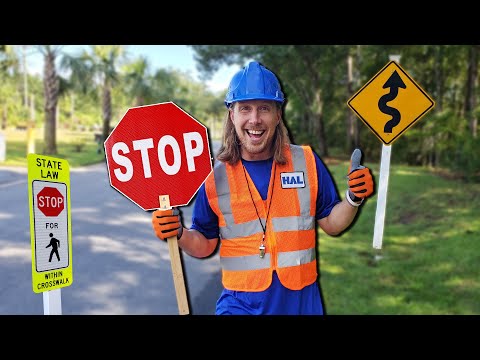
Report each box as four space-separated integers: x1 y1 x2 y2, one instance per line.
27 154 73 293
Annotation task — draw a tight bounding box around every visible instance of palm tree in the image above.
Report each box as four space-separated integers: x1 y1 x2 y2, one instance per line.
61 45 125 143
37 45 63 155
123 55 153 107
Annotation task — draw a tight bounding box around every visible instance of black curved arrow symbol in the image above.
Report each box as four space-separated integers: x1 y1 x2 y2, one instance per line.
378 70 406 133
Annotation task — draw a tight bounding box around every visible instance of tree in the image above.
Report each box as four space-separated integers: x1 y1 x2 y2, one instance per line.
61 45 125 143
465 45 479 138
123 55 153 107
37 45 63 155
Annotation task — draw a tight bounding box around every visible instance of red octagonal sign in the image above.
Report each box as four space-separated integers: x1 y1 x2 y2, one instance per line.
37 186 65 217
104 102 213 210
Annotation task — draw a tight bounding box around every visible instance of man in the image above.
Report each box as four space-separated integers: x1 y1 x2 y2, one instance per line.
152 61 374 315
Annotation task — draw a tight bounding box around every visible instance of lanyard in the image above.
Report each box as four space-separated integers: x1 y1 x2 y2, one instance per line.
242 162 276 258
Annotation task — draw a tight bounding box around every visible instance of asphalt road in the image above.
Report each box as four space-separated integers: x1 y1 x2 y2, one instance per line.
0 144 223 315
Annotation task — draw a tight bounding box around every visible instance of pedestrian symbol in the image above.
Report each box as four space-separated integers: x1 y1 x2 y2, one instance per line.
348 61 435 145
46 233 61 262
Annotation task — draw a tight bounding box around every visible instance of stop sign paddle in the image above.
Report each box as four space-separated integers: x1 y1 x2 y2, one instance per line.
104 102 213 315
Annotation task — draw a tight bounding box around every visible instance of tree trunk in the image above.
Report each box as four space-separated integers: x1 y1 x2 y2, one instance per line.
135 96 144 107
30 94 35 122
2 105 6 130
43 49 59 155
434 46 444 112
346 55 355 153
70 92 75 130
317 111 328 156
312 87 327 156
465 46 478 138
354 46 362 148
102 83 112 143
432 46 445 167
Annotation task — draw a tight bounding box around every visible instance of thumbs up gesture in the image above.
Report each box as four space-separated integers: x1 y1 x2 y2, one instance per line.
346 149 374 206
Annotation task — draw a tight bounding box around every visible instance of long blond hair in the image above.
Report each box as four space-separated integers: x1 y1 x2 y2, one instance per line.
216 102 291 165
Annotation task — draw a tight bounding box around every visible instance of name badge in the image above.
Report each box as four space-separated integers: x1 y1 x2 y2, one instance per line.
280 172 305 188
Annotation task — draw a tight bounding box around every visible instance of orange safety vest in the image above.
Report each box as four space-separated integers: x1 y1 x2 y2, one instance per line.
204 144 318 291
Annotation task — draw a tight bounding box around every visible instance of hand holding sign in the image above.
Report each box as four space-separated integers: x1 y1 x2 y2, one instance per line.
152 207 184 240
104 102 213 315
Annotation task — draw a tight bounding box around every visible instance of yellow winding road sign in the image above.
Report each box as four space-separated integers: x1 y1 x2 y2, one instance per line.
348 61 435 145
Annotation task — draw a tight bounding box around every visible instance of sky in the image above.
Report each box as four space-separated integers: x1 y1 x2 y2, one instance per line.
24 45 240 93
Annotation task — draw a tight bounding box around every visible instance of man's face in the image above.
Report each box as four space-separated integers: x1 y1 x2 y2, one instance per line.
230 100 281 161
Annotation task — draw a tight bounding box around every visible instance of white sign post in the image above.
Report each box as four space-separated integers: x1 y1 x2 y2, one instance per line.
372 54 400 250
372 143 392 250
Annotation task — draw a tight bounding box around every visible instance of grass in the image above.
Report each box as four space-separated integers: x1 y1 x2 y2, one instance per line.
0 127 105 168
319 159 480 315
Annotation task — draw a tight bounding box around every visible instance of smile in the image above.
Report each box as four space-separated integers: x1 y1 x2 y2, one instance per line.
246 130 265 139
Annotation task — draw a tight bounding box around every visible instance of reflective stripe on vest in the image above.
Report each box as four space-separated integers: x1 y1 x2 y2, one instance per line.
205 144 318 291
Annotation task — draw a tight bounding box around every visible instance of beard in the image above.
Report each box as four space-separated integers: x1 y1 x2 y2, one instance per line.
241 139 267 154
236 130 276 159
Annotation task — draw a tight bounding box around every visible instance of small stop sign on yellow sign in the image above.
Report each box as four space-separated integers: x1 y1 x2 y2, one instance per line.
37 186 65 217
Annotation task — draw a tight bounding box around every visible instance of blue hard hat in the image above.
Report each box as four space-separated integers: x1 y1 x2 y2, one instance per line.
224 61 285 108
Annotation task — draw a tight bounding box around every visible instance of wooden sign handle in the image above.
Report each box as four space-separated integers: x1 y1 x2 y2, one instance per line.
159 195 189 315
